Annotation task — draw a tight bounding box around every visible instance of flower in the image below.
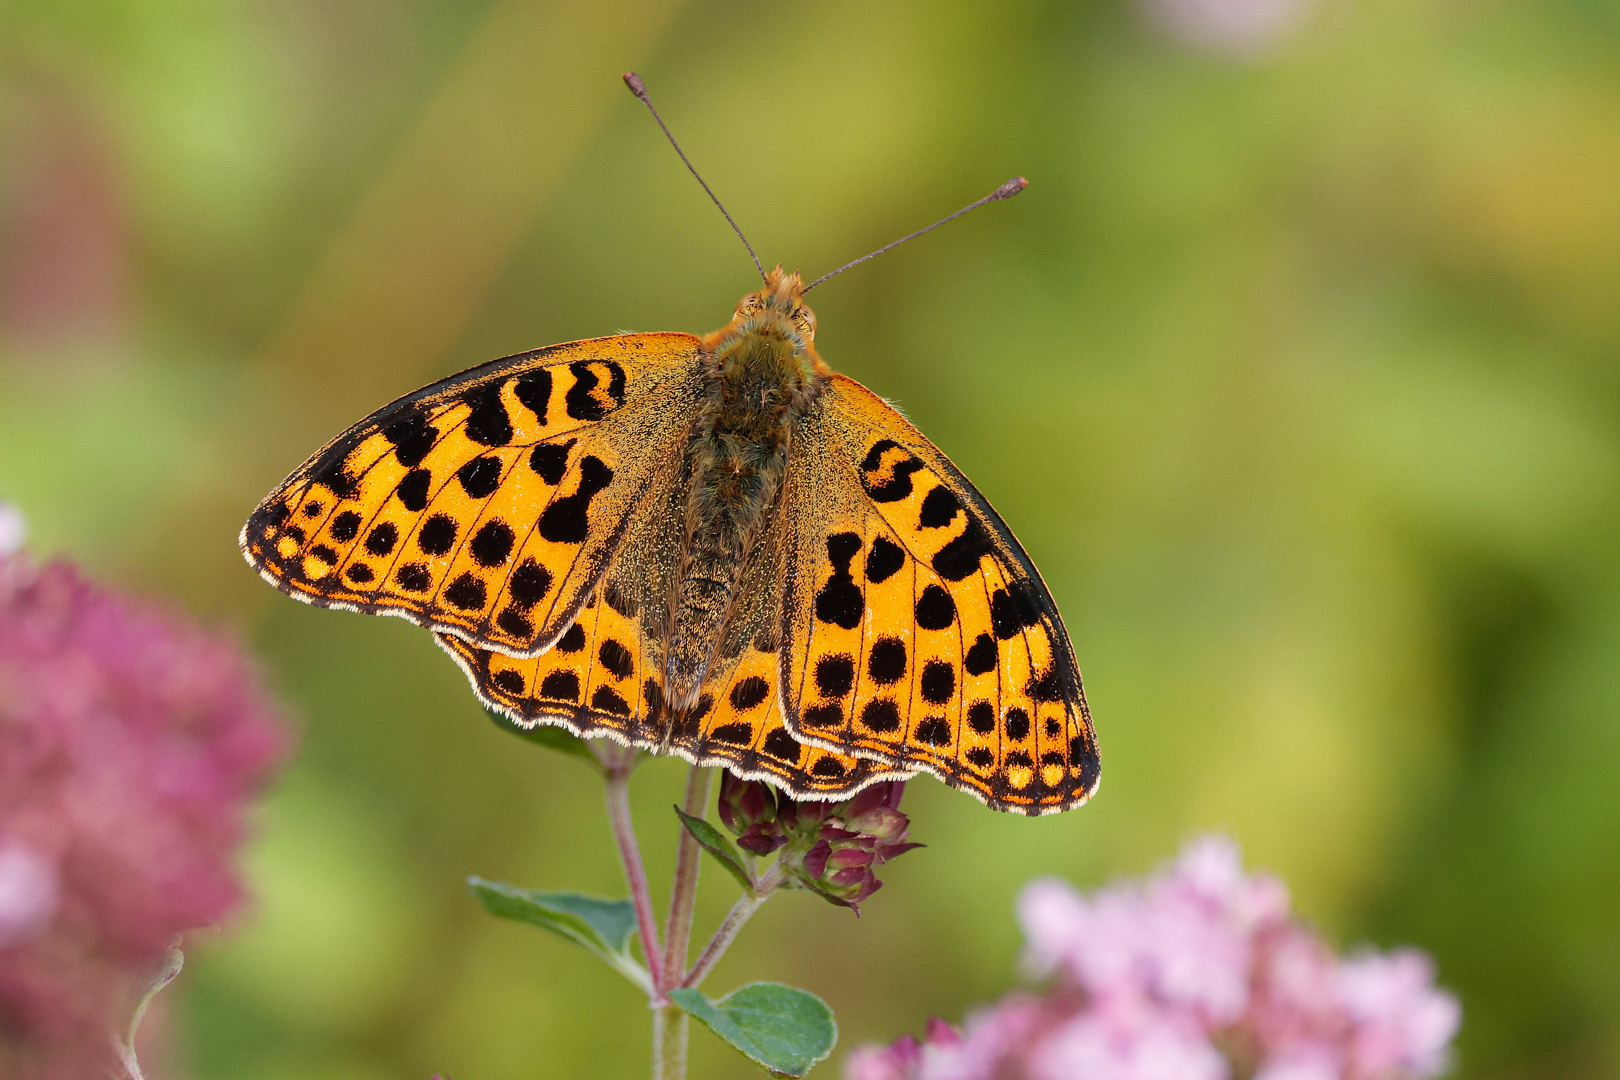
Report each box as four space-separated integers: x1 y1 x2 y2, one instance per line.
846 836 1459 1080
1140 0 1314 57
715 776 922 911
0 550 290 1078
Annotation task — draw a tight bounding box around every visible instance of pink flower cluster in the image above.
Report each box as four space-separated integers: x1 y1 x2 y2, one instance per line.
847 837 1460 1080
0 551 289 1078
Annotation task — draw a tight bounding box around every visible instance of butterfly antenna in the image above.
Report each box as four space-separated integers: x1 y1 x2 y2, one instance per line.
623 72 766 282
803 177 1028 293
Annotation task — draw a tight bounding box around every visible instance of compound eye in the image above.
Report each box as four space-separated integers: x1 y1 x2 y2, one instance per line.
735 294 763 319
791 306 816 341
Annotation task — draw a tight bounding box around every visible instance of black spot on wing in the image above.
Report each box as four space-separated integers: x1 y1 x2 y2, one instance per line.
867 637 907 685
598 639 634 680
384 412 438 467
528 440 574 485
445 572 487 611
864 537 905 584
803 703 844 728
861 698 902 733
965 747 993 768
540 670 581 701
991 583 1042 640
538 456 613 544
812 756 846 779
312 452 359 500
565 360 627 421
419 514 458 556
914 584 956 630
860 439 925 503
365 522 399 556
397 469 431 511
1004 707 1031 741
814 532 864 629
395 563 431 592
497 609 534 638
493 669 525 694
730 676 770 710
329 511 361 543
470 519 515 567
457 456 503 498
932 518 993 581
507 559 552 609
920 660 955 705
345 563 374 584
591 685 631 716
556 623 586 652
710 722 752 746
967 700 995 734
462 383 514 446
512 370 551 425
918 485 961 529
761 729 802 762
915 717 951 746
963 633 997 676
814 654 855 698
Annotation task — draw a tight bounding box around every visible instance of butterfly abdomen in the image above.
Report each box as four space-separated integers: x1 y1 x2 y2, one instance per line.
664 310 824 710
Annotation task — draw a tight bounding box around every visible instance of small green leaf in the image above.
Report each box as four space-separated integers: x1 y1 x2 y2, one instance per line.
674 806 755 893
670 982 837 1077
483 708 598 764
468 878 649 991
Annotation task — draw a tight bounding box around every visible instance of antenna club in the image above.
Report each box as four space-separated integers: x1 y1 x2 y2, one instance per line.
995 177 1029 200
623 72 648 99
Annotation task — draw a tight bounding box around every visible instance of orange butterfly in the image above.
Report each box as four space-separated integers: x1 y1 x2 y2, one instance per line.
241 76 1098 814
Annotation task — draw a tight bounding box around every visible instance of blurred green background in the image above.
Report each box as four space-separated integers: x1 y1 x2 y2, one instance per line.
4 0 1619 1077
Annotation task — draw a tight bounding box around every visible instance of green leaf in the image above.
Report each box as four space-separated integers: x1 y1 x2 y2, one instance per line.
670 982 837 1077
468 878 649 991
483 708 598 764
673 806 755 893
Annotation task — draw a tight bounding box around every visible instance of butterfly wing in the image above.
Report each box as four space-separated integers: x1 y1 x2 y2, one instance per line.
436 618 909 798
777 374 1099 815
241 333 706 657
435 453 912 798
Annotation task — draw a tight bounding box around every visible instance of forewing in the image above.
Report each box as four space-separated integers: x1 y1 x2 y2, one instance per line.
778 375 1099 815
241 333 706 655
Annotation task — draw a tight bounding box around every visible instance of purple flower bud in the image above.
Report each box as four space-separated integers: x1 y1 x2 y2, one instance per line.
784 782 920 912
736 823 787 856
718 773 778 833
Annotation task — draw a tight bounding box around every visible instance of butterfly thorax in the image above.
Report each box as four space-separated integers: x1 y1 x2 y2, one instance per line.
662 269 826 714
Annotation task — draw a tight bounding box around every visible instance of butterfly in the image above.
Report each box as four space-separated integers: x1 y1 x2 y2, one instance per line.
240 78 1099 815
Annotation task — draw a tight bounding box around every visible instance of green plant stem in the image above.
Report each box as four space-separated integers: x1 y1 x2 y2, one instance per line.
652 1000 689 1080
661 765 713 989
683 862 784 989
603 752 664 991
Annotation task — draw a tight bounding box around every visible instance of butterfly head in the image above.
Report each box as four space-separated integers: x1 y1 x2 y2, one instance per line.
707 266 829 380
732 266 817 343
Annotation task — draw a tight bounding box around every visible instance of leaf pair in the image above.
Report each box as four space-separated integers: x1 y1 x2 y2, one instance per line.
469 878 835 1076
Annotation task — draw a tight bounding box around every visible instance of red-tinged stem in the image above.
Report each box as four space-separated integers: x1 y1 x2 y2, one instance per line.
602 748 664 993
661 765 713 990
683 862 785 989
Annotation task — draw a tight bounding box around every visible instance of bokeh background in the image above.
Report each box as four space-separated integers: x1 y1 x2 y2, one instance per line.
4 0 1619 1077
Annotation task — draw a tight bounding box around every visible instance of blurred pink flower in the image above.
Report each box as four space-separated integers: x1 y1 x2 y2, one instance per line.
847 837 1459 1080
1140 0 1314 57
0 550 290 1078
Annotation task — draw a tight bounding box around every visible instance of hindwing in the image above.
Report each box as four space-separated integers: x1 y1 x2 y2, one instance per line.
777 375 1100 814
